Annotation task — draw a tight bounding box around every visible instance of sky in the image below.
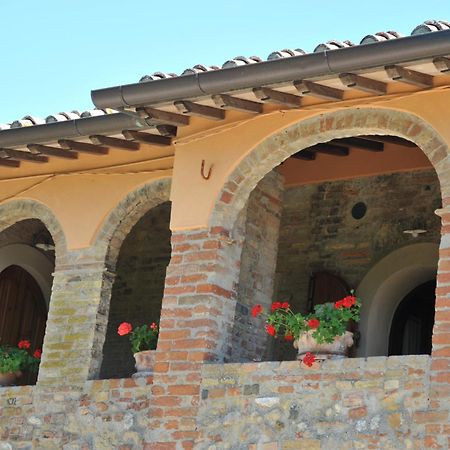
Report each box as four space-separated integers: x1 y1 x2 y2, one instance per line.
0 1 449 124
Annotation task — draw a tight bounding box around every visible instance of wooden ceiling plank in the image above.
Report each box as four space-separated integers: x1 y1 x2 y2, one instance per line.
174 101 226 120
291 150 316 161
138 107 190 126
0 158 21 167
331 137 384 152
433 57 450 73
212 94 263 114
294 80 344 101
90 135 140 151
122 130 172 146
0 149 49 163
310 143 349 156
358 135 417 147
385 65 434 87
58 139 109 155
339 73 387 95
27 144 78 159
253 87 302 107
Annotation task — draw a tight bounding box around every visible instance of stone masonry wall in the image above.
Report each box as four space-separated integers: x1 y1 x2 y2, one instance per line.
100 202 171 379
274 169 441 316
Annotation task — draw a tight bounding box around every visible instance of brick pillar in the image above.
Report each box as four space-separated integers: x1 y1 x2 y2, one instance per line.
231 170 284 362
37 254 114 386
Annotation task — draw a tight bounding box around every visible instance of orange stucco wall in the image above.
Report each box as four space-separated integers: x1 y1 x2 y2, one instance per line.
1 88 449 249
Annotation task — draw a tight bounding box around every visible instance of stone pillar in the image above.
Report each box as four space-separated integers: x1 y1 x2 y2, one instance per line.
231 170 284 362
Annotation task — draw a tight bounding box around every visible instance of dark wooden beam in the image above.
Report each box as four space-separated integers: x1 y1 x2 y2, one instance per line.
0 148 48 163
58 139 109 155
433 57 450 73
291 150 316 161
385 65 434 87
156 125 177 137
212 94 263 114
310 143 349 156
174 101 225 120
0 158 20 167
137 107 190 126
294 80 344 101
27 144 78 159
331 137 384 152
339 73 387 95
253 87 301 107
358 135 417 147
90 135 140 151
122 130 172 146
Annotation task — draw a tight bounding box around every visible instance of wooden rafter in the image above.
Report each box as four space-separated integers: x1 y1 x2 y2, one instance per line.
212 94 263 114
27 144 78 159
310 143 349 156
59 139 109 155
0 148 48 163
358 135 417 147
156 125 177 137
294 80 344 101
174 101 225 120
331 137 384 152
339 73 387 95
0 158 20 167
137 107 190 126
253 87 301 107
122 130 172 146
90 135 140 150
291 150 316 161
433 57 450 73
385 65 434 87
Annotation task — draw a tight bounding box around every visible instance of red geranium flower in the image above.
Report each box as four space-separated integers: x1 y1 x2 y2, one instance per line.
117 322 132 336
281 302 290 309
307 318 320 329
285 334 294 341
33 349 42 359
334 300 344 309
271 302 282 312
342 295 357 308
302 352 316 367
150 322 157 330
251 304 263 317
265 324 276 336
18 340 31 349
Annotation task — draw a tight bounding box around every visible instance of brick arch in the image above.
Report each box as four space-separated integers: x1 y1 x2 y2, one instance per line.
0 198 67 262
210 107 448 230
93 177 172 270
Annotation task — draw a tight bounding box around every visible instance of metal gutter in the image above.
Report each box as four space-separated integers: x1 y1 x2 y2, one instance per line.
92 30 450 109
0 113 150 148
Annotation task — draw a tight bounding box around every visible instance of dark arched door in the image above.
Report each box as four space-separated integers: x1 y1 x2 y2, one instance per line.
388 280 436 356
0 265 47 383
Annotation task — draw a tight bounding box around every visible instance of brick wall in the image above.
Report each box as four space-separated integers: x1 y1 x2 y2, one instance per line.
100 202 171 379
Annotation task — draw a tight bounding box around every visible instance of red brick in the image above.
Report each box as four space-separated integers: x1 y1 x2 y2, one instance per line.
349 407 367 420
152 396 182 407
168 385 200 395
164 286 196 295
143 443 176 450
196 284 233 298
414 411 448 424
432 333 450 345
220 191 233 204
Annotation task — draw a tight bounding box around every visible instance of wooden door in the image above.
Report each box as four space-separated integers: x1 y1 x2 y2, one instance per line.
308 271 350 311
0 265 48 384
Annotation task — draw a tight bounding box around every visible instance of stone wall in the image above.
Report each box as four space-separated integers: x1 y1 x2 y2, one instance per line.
100 202 172 379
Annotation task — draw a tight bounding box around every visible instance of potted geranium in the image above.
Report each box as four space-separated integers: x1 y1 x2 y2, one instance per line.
252 295 361 367
117 322 159 377
0 340 42 386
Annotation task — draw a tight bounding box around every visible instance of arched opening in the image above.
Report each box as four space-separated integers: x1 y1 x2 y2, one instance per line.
100 201 172 379
388 279 436 356
0 219 55 384
212 109 444 363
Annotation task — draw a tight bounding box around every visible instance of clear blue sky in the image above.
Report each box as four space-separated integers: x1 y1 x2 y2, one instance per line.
0 1 448 124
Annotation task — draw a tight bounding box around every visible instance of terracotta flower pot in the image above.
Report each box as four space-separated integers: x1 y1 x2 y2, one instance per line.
0 371 22 387
132 350 156 378
294 331 354 360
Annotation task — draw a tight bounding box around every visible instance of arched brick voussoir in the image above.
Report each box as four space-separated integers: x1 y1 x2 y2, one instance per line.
210 107 450 230
92 177 172 270
0 198 68 263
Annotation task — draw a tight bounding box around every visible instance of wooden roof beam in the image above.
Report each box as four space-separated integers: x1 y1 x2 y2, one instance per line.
294 80 344 101
174 101 225 120
27 144 78 159
291 150 316 161
137 107 190 126
0 158 21 167
339 73 387 95
0 148 48 163
433 57 450 73
310 143 349 157
156 125 177 137
122 130 172 146
385 65 434 87
59 139 109 155
358 135 417 147
253 87 302 107
331 137 384 152
90 135 140 151
212 94 263 114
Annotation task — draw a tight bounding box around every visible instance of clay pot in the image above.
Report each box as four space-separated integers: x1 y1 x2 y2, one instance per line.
294 331 354 360
133 350 156 378
0 371 22 387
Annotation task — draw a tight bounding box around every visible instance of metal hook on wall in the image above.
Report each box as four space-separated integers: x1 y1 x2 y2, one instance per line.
200 159 213 180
